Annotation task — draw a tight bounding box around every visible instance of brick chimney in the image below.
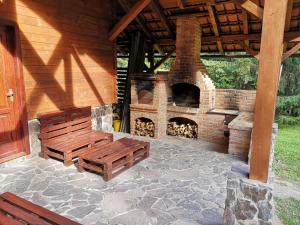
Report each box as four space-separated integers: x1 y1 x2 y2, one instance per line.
169 17 215 90
168 16 215 112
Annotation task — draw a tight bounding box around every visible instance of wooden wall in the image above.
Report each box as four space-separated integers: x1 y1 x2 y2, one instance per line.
0 0 116 119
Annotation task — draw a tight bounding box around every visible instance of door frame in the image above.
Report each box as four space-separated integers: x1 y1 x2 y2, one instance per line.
0 19 30 162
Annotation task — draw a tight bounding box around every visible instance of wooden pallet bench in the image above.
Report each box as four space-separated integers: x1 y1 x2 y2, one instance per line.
38 106 113 166
78 138 150 181
0 192 81 225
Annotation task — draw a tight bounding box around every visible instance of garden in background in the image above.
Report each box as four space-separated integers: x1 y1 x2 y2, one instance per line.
206 56 300 225
118 55 300 224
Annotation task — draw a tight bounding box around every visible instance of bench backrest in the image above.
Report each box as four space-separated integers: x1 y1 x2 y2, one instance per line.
0 192 81 225
38 106 92 141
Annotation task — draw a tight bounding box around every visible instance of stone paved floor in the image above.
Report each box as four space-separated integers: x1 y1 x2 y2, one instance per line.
0 133 240 225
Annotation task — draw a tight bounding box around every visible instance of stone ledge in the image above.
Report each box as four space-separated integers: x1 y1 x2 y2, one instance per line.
208 108 239 116
130 104 158 112
228 112 254 131
167 105 200 114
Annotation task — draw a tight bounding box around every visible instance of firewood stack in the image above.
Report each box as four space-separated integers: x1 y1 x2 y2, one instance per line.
135 118 155 137
167 121 198 139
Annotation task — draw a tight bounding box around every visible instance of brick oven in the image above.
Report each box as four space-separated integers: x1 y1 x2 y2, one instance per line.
166 16 215 139
130 16 257 158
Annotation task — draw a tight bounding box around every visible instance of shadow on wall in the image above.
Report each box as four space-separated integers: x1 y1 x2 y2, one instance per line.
0 0 116 154
13 0 116 119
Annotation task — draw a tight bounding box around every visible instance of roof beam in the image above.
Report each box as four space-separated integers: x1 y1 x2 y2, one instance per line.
242 10 249 46
285 0 294 31
156 31 300 44
233 0 263 19
207 3 224 54
152 49 176 71
282 42 300 61
151 0 175 39
284 0 294 51
109 0 151 41
117 0 164 54
177 0 185 9
238 41 259 59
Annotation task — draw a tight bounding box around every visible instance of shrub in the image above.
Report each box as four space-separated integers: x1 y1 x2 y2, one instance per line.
276 94 300 117
276 115 300 127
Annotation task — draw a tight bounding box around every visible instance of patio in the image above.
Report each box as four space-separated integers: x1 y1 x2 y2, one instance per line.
0 133 240 225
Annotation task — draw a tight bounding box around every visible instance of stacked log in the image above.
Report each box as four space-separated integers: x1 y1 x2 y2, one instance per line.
167 121 198 139
135 118 155 137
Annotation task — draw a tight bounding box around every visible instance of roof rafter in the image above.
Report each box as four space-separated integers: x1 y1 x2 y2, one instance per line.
284 0 294 51
242 10 249 46
282 42 300 61
238 41 259 59
152 49 176 71
109 0 151 41
155 31 300 44
117 0 164 54
233 0 263 19
207 2 224 54
177 0 185 9
151 0 175 39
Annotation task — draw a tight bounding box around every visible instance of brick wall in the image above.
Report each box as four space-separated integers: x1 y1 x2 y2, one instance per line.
199 114 228 145
215 89 256 112
130 76 168 138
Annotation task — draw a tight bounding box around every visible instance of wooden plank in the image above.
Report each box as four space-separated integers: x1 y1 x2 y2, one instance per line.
0 199 52 225
0 211 23 225
249 0 288 183
109 0 151 41
206 3 223 54
0 0 117 119
282 42 300 61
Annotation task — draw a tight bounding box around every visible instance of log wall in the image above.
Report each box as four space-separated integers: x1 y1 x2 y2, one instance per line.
0 0 116 119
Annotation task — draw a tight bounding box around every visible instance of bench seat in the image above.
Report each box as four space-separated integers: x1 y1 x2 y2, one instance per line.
78 138 150 181
38 106 113 166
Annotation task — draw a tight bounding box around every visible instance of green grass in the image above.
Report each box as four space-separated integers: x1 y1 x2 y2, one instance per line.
273 125 300 183
276 198 300 225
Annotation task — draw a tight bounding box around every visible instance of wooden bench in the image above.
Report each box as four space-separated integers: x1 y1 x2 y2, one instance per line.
38 106 113 166
0 192 81 225
78 138 150 181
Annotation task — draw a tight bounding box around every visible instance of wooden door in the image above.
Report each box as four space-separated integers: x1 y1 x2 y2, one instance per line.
0 26 23 159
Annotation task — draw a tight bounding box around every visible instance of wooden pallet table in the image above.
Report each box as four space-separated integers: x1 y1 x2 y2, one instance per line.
38 106 113 166
78 138 150 181
0 192 81 225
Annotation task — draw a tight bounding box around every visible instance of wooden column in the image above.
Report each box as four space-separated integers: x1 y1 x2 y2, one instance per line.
120 31 146 133
249 0 288 182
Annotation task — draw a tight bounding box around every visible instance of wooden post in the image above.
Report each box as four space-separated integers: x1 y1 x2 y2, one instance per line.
249 0 288 182
120 31 146 133
148 47 154 70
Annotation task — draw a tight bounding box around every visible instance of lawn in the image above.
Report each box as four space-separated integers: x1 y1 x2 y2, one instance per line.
274 125 300 225
273 125 300 183
276 198 300 225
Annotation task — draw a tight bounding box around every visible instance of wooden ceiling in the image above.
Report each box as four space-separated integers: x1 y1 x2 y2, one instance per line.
115 0 300 55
